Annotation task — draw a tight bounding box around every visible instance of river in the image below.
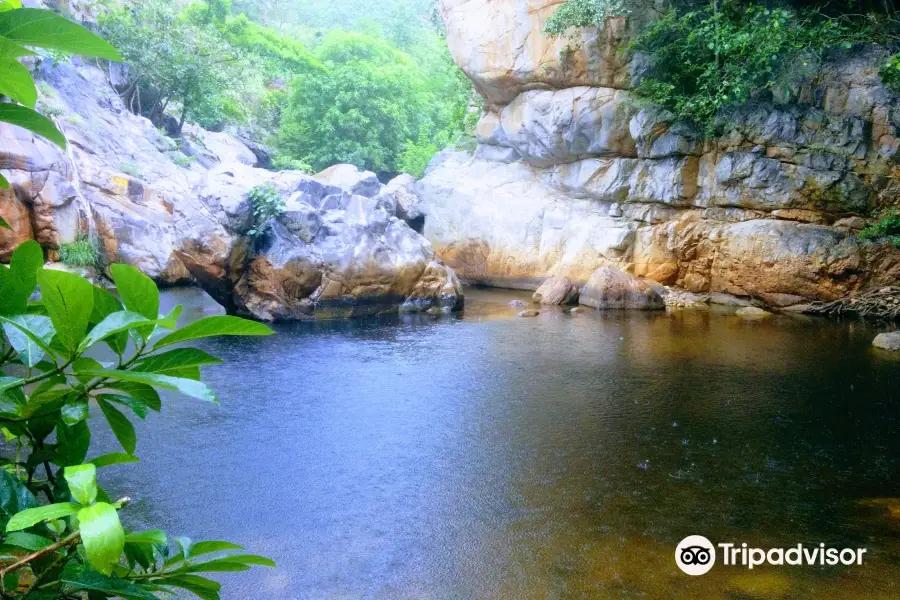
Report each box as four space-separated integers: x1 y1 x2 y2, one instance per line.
93 287 900 599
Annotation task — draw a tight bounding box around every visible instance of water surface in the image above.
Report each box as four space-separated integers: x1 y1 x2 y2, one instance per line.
95 288 900 599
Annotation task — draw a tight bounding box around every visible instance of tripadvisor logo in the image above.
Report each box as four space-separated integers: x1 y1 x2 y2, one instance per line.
675 536 867 576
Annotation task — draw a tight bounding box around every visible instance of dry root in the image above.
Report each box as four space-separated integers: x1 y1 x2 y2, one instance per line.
806 287 900 320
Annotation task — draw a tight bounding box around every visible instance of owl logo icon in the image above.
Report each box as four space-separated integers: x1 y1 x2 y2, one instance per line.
676 536 716 575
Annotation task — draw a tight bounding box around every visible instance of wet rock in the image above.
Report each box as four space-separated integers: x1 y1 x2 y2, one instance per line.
533 276 579 305
179 166 463 321
517 309 540 317
736 306 773 318
872 331 900 351
508 299 528 308
569 306 585 313
579 266 664 310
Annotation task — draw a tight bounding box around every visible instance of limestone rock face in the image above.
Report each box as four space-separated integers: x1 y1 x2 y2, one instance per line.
579 266 664 310
420 152 899 303
439 0 641 105
178 165 463 321
423 0 900 307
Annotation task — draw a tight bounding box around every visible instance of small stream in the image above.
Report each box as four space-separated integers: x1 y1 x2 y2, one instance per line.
92 287 900 599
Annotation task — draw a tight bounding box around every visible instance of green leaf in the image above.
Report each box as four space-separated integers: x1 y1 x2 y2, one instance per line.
79 369 217 403
188 540 244 557
109 264 158 320
0 376 23 396
0 8 121 60
182 559 252 573
0 55 35 106
6 501 78 531
1 314 54 367
80 310 157 351
132 348 223 375
89 452 139 469
2 531 52 551
91 286 127 355
124 529 166 546
0 35 32 58
0 102 65 147
0 215 9 229
98 398 136 454
215 553 275 567
153 316 273 350
60 397 88 426
0 173 7 189
53 419 90 467
98 393 147 419
60 563 159 600
159 575 221 600
0 470 37 529
37 268 95 353
77 502 125 574
0 1 22 14
105 381 160 412
11 239 42 291
63 463 97 506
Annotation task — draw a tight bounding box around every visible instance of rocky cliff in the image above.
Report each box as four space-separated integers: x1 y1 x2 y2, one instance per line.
421 0 900 304
0 56 462 320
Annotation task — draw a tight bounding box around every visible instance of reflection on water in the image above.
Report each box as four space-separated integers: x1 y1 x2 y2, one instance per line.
93 287 900 599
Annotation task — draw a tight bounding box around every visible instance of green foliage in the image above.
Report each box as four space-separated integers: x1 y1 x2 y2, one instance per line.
398 133 439 179
59 236 100 269
0 4 120 189
626 3 892 133
118 161 141 178
544 0 630 37
859 209 900 247
98 0 243 134
880 52 900 93
271 153 313 173
278 28 473 177
245 183 284 237
0 243 275 599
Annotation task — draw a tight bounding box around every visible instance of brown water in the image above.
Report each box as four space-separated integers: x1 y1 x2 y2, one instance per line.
94 287 900 599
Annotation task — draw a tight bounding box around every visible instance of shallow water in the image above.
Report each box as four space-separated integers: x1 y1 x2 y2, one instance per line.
94 287 900 599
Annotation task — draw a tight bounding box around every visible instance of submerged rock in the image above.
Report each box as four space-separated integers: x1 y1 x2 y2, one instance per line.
579 266 664 310
517 309 540 317
736 306 774 318
508 299 528 308
533 276 579 305
872 331 900 351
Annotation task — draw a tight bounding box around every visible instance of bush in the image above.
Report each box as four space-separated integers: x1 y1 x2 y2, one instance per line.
246 183 285 237
59 235 100 268
627 4 881 133
859 209 900 247
0 236 275 599
543 0 630 37
880 52 900 93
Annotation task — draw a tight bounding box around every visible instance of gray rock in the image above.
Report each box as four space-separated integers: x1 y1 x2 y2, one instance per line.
736 306 773 318
872 331 900 351
315 164 382 198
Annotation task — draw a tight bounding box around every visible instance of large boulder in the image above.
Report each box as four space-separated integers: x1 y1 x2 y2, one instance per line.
439 0 642 105
579 266 664 310
177 164 463 321
533 276 579 305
